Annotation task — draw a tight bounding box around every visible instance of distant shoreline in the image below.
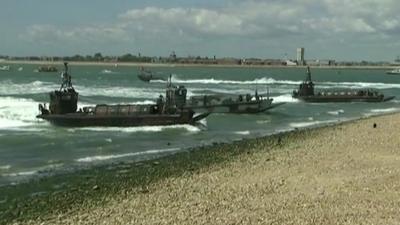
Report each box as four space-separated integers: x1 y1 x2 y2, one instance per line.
1 60 397 70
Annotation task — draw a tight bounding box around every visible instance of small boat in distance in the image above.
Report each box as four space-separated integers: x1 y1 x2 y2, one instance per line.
293 67 394 102
34 65 58 72
138 67 166 82
386 68 400 75
37 63 210 127
0 65 10 71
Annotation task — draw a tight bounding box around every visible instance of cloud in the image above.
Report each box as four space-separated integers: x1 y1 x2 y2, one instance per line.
19 0 400 59
21 24 131 45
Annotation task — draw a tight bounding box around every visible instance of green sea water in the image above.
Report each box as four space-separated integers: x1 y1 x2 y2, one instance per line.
0 64 399 186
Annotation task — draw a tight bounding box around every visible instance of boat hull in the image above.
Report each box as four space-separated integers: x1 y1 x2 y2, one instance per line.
294 95 395 103
185 98 283 114
37 112 201 127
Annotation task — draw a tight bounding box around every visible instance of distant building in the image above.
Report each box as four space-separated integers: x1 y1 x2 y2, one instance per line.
307 59 336 66
297 48 305 65
285 60 297 66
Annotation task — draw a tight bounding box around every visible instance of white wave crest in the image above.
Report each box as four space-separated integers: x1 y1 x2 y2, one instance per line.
272 94 299 103
234 130 250 135
76 85 195 99
0 80 58 95
0 165 11 170
370 108 400 113
76 147 181 163
0 97 40 129
164 77 301 85
2 170 38 177
72 124 201 133
327 109 345 115
289 119 338 128
100 69 119 74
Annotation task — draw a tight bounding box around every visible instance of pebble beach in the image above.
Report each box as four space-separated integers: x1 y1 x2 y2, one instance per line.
2 112 400 224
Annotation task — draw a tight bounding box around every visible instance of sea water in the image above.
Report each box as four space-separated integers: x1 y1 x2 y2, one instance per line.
0 64 399 186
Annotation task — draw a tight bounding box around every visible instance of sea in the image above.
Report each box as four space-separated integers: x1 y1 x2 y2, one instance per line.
1 64 400 186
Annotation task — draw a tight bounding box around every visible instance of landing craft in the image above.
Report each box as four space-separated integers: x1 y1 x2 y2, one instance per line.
139 73 285 114
292 67 395 102
137 67 166 82
37 63 210 127
34 65 58 73
184 89 285 114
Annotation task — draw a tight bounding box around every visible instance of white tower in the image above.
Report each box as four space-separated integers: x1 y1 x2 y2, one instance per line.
297 48 305 65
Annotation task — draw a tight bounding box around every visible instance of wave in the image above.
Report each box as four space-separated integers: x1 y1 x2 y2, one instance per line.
1 163 64 178
158 75 400 91
2 170 38 177
76 147 181 163
0 165 11 170
76 85 196 99
160 76 301 85
234 130 250 135
272 94 299 103
369 108 400 113
72 124 201 133
0 80 58 95
0 97 41 129
327 109 345 115
289 119 339 128
100 69 119 74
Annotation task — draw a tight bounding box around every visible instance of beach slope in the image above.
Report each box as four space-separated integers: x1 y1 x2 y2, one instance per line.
7 113 400 225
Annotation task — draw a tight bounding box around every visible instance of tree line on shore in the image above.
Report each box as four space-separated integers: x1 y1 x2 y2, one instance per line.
0 53 397 66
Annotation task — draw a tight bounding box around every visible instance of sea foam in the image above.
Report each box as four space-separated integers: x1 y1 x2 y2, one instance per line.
0 97 40 129
76 147 181 163
72 124 201 133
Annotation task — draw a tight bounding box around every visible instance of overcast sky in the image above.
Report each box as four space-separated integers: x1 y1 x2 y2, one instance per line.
1 0 399 61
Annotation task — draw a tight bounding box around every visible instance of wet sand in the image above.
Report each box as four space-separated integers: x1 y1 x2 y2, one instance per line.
4 113 400 224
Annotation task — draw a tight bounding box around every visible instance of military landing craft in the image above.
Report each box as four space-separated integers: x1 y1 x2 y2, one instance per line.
139 72 285 114
137 67 166 82
292 67 394 102
184 90 284 114
37 63 210 127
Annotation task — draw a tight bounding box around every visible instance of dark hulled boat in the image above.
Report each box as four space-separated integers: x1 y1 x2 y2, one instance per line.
292 67 394 102
184 91 284 114
137 67 166 82
35 65 58 72
37 63 209 127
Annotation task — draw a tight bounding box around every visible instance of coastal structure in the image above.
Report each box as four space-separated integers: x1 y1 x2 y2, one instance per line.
292 67 394 102
297 47 305 65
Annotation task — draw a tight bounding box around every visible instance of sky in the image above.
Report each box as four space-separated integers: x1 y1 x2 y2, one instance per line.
1 0 399 61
